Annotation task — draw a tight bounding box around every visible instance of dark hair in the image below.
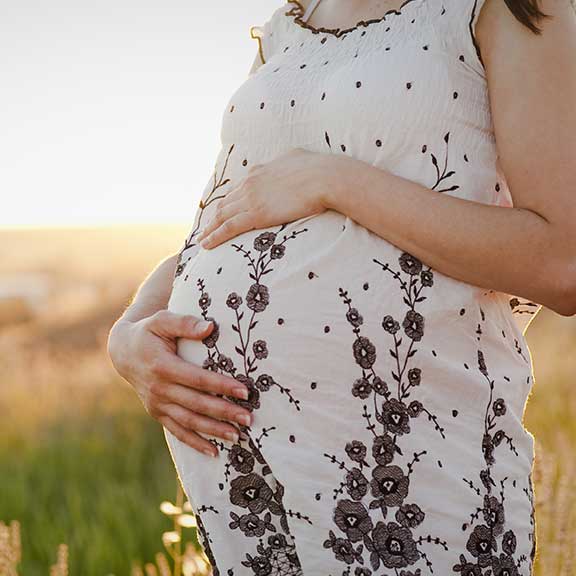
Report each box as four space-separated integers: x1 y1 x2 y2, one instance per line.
505 0 552 34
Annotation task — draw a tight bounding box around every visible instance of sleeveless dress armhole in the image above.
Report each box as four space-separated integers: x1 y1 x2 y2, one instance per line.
464 0 489 79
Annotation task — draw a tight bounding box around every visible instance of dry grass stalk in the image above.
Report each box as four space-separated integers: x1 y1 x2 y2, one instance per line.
49 543 68 576
0 521 21 576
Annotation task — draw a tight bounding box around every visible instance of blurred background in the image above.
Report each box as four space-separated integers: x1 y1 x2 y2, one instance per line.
0 0 574 574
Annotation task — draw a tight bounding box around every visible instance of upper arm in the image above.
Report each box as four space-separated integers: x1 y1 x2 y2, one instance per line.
477 0 576 243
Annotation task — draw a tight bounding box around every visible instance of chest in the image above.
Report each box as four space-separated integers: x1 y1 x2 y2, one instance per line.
226 18 488 156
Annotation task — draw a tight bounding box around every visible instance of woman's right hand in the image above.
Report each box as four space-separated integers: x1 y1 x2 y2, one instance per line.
107 310 253 457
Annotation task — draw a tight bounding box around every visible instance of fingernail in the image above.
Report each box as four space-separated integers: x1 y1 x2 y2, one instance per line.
198 320 212 331
203 448 217 458
233 387 249 400
237 414 251 426
225 431 240 443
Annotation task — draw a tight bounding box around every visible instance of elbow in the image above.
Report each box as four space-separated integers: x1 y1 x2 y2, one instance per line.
546 259 576 317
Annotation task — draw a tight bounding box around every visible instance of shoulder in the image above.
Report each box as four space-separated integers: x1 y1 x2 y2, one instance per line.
473 0 576 268
250 3 294 67
475 0 574 76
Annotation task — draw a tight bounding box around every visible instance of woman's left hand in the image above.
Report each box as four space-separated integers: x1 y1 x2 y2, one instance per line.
196 147 346 249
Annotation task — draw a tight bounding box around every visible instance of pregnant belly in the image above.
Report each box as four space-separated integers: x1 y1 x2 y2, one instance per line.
168 207 532 458
164 210 535 571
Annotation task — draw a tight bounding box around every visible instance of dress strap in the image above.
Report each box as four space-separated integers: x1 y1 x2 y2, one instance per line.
301 0 323 22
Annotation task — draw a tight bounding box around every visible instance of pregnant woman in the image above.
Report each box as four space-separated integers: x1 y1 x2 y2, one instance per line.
108 0 576 574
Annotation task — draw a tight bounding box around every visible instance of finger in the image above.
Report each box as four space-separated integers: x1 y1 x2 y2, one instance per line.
160 415 219 457
200 211 256 249
161 402 242 444
197 198 246 242
155 382 253 427
147 310 214 340
151 353 250 401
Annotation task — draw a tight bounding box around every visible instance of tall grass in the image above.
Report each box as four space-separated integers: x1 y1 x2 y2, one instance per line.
0 343 187 575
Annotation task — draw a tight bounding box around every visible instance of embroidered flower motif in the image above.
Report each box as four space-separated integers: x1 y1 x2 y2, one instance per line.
492 398 507 416
253 231 277 251
420 270 434 287
372 376 389 396
346 307 364 327
352 376 372 399
382 314 400 334
399 253 423 276
407 367 421 386
226 291 243 309
255 373 275 391
246 283 270 312
202 356 218 371
270 243 286 259
253 339 269 359
323 531 363 565
346 440 368 463
370 465 409 507
407 400 423 418
372 434 396 465
372 521 420 569
379 399 411 435
217 353 234 372
402 310 424 342
199 291 211 310
334 500 374 542
502 530 517 555
353 336 377 369
465 525 497 567
230 473 274 514
395 503 425 529
229 445 255 474
346 468 370 501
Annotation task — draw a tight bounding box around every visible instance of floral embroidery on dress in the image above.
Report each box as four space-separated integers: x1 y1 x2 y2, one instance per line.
185 228 311 575
322 252 449 574
452 306 533 576
174 144 236 279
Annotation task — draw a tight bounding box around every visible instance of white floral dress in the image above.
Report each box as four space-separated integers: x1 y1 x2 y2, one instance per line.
165 1 541 574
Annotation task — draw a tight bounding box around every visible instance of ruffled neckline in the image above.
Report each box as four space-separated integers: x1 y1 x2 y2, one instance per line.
284 0 425 39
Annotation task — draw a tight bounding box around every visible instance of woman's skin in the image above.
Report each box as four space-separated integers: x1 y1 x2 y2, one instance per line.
109 0 576 458
107 258 254 457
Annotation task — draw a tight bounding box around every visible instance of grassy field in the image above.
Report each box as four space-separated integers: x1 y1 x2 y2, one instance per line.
0 225 574 575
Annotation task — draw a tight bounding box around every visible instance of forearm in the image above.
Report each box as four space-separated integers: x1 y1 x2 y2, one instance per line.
323 158 574 315
118 252 179 324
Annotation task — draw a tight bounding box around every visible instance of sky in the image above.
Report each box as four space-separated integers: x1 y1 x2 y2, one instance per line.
0 0 282 227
